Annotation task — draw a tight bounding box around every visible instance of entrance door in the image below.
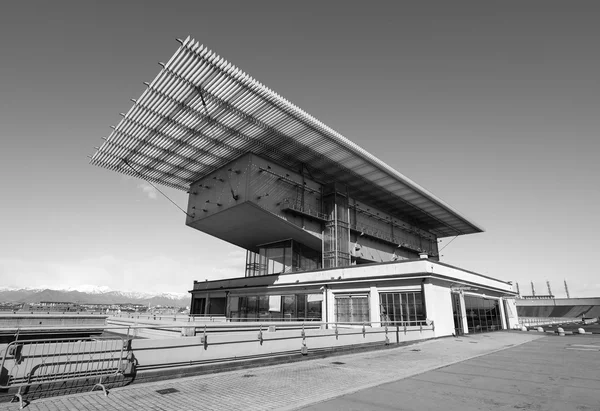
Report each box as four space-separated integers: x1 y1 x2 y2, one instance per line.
451 293 464 336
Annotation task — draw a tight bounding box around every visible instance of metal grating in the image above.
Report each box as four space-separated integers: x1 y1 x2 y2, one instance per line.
90 36 484 237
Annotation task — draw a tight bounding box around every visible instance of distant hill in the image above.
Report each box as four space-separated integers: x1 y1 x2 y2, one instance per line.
0 287 190 307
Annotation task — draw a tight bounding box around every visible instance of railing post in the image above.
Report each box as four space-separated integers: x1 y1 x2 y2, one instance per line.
301 323 308 355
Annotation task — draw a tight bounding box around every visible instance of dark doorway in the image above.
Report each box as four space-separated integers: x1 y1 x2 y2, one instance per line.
191 297 206 315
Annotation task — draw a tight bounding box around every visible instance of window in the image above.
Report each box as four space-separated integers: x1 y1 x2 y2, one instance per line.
335 295 369 324
207 297 226 315
379 292 426 325
191 297 206 315
245 240 321 277
464 295 501 333
229 294 322 322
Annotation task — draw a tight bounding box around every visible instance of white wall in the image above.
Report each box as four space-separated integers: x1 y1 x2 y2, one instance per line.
503 298 520 329
423 282 454 337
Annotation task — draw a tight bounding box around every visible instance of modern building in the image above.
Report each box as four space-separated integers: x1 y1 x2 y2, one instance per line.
91 36 519 336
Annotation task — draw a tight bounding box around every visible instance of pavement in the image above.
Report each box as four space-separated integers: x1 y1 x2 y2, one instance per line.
2 331 599 411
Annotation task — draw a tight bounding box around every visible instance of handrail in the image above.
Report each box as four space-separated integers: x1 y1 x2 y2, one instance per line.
2 320 433 334
0 319 436 404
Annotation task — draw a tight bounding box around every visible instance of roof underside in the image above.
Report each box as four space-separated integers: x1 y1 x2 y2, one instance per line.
90 36 483 237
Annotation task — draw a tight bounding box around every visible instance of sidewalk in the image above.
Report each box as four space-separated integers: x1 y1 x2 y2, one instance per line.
0 332 545 411
303 334 600 411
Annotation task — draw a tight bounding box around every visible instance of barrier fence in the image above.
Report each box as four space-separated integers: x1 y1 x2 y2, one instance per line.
0 336 133 409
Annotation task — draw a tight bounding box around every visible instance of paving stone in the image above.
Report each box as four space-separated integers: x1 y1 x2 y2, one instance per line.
0 332 543 411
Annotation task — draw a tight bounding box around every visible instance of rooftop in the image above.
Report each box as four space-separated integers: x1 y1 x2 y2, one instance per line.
90 37 483 237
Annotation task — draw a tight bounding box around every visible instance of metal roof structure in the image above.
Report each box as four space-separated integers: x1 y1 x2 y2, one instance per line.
90 36 483 237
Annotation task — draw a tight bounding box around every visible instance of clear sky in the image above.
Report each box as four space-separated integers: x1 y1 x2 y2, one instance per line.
1 1 598 297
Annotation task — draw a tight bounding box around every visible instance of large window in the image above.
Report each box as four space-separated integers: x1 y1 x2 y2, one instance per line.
208 297 227 315
335 295 370 324
229 294 322 322
245 240 321 277
379 292 426 325
464 295 502 333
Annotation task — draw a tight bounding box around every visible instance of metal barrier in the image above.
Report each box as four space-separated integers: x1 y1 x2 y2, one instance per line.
0 336 134 409
0 319 435 404
518 317 579 328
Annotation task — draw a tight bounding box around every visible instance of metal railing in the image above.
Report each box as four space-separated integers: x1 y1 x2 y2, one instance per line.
99 319 435 341
0 336 134 409
517 317 580 328
0 320 435 406
281 198 327 221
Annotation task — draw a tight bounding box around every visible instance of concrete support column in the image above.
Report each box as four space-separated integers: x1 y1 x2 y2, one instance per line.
326 288 336 325
423 282 454 337
498 297 507 330
459 293 469 334
369 286 380 326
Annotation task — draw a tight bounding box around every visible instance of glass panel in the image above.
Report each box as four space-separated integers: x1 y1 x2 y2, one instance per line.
462 296 503 333
379 292 426 325
246 296 257 320
307 300 322 321
283 295 296 321
392 293 403 321
239 297 248 320
414 292 423 320
296 294 306 321
258 296 270 321
335 297 350 323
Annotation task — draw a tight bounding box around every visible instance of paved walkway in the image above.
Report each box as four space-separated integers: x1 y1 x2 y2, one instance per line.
0 332 561 410
303 334 600 411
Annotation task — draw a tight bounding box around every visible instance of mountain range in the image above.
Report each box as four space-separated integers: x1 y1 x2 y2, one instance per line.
0 287 190 307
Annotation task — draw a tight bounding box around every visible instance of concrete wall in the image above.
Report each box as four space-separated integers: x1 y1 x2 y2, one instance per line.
193 259 514 296
423 281 454 336
0 314 107 328
129 325 436 375
185 153 440 261
504 298 520 329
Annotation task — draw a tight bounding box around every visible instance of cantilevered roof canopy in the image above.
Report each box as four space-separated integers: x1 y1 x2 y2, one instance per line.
90 36 483 237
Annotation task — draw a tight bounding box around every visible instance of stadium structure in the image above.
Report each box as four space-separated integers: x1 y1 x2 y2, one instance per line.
90 36 519 336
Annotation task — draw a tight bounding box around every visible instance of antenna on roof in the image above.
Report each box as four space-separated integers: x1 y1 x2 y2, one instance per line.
564 279 570 298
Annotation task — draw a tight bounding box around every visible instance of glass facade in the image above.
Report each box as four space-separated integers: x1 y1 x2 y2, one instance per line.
323 183 351 269
379 292 426 325
334 295 370 324
229 294 322 321
245 240 321 277
464 295 502 333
